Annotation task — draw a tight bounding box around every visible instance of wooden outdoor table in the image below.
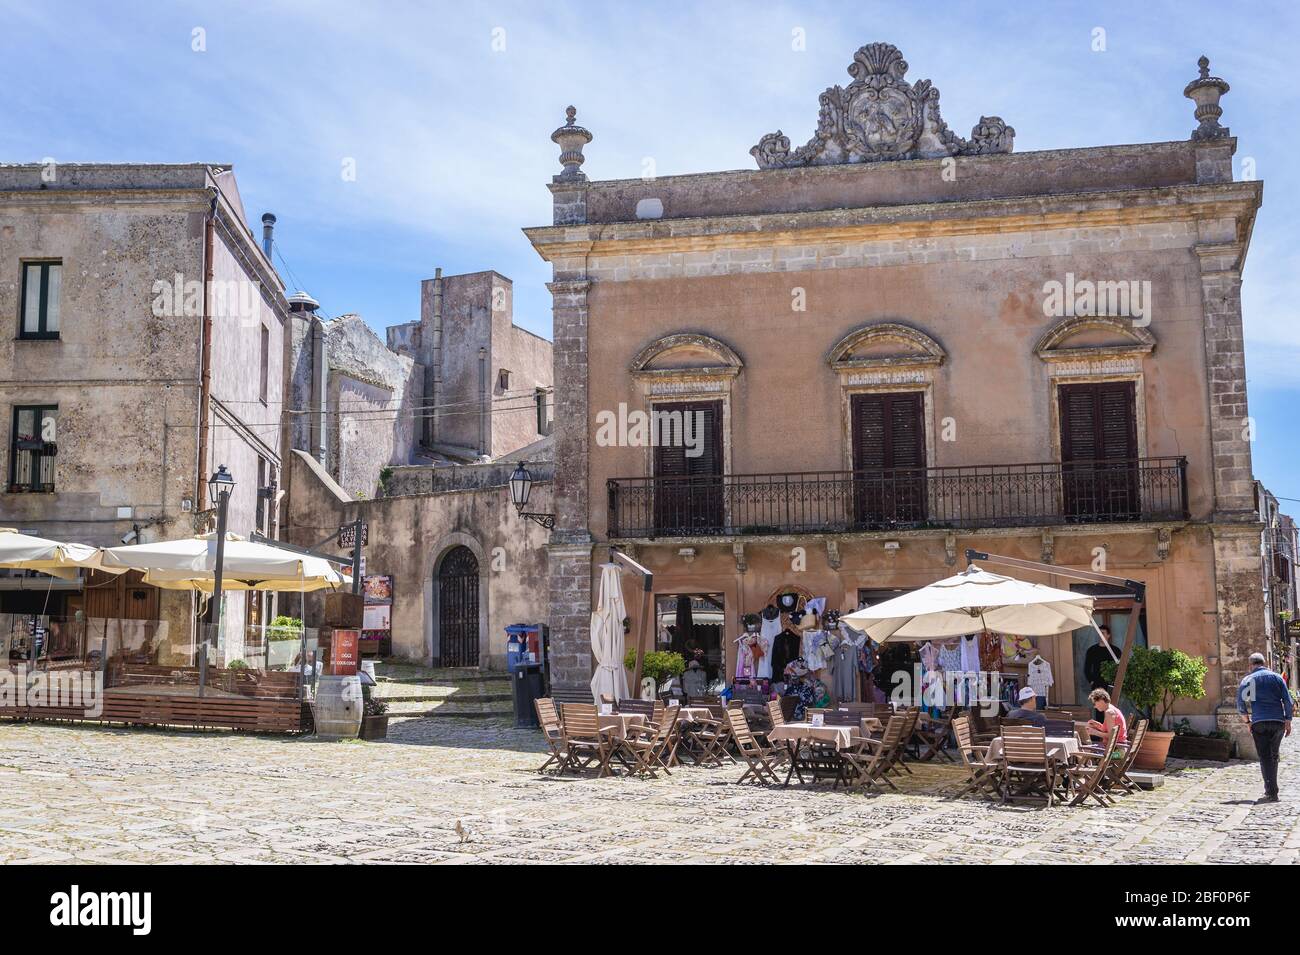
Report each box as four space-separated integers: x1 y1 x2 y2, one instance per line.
597 713 647 741
770 722 862 787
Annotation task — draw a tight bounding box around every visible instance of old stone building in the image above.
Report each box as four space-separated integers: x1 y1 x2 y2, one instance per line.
388 269 554 461
0 163 288 654
527 46 1267 749
280 268 556 669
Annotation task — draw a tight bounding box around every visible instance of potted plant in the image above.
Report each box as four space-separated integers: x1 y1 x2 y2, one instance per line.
623 648 686 697
360 697 389 740
267 615 303 669
1168 719 1233 761
1103 647 1208 770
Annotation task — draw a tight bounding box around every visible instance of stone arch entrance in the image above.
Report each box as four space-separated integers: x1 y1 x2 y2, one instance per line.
437 545 481 667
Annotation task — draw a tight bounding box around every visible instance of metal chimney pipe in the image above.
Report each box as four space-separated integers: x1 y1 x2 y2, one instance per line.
261 212 276 258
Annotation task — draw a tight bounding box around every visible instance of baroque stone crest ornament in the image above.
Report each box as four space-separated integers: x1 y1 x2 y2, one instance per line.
751 42 1014 168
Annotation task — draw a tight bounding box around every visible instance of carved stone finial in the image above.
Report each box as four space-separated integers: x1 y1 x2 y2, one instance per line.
1183 54 1230 141
551 105 592 181
751 42 1014 169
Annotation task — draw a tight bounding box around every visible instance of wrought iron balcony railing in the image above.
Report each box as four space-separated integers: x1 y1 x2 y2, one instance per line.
607 457 1188 540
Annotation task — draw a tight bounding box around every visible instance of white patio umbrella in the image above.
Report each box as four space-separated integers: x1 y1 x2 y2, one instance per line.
100 532 349 592
841 565 1097 642
0 527 124 580
590 562 631 703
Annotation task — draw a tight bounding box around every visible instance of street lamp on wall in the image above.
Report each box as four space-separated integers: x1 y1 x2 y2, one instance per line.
508 462 554 529
202 464 235 696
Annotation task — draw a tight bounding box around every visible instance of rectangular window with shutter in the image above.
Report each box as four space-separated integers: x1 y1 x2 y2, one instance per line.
850 392 927 525
20 261 62 340
8 404 58 492
1058 381 1139 520
652 400 723 534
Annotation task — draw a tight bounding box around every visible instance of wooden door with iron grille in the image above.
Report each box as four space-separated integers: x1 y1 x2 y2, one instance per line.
438 546 480 667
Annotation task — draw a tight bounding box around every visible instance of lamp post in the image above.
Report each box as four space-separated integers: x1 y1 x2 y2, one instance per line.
202 464 235 697
508 462 554 529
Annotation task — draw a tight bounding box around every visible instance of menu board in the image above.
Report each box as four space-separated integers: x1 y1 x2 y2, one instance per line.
331 629 360 676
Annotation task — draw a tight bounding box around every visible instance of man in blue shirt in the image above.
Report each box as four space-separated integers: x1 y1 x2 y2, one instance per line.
1236 652 1293 803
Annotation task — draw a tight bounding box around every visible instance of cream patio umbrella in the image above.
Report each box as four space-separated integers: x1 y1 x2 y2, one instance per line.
590 562 631 703
100 532 349 592
0 527 124 580
841 564 1098 642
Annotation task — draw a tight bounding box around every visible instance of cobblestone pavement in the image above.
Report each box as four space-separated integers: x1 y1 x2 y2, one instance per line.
1 718 1297 864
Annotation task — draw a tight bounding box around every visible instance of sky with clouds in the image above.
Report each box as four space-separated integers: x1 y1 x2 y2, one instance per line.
3 0 1297 499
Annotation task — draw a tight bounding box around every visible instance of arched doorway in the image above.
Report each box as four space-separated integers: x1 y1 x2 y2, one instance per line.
438 545 480 667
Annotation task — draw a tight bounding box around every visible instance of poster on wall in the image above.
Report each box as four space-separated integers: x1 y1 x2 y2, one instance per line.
363 575 393 605
363 604 391 631
362 575 394 653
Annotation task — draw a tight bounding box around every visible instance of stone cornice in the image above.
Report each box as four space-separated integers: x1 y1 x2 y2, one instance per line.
525 181 1261 261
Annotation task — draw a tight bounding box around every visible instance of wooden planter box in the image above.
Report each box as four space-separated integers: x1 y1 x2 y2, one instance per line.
359 714 389 740
1169 734 1233 761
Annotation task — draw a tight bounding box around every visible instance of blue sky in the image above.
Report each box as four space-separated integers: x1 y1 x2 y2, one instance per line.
3 0 1297 501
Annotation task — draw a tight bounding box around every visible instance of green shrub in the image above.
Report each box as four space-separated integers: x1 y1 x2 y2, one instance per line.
623 648 686 686
1103 646 1207 730
268 615 303 641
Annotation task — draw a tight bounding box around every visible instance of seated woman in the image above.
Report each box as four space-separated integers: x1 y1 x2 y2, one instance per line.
1085 688 1128 748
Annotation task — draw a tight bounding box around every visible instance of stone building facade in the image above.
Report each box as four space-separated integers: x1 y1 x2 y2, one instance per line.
0 162 288 654
526 46 1267 749
388 269 553 460
284 447 552 669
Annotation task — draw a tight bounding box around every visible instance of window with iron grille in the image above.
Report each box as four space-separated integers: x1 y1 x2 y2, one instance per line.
19 261 62 340
9 405 58 492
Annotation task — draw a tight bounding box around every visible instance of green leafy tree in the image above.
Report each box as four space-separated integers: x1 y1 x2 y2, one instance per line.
1103 646 1207 730
623 649 686 686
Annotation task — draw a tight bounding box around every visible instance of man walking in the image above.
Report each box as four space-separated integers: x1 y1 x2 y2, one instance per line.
1236 652 1293 803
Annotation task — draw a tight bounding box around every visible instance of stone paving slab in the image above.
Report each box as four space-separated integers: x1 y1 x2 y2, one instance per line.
0 718 1296 864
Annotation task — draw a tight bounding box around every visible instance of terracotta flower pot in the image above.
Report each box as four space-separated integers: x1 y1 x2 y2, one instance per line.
1133 729 1175 771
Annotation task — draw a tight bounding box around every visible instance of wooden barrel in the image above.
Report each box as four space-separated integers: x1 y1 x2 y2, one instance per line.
313 674 362 738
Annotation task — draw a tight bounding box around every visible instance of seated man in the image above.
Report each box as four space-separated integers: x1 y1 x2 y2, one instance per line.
1007 686 1047 726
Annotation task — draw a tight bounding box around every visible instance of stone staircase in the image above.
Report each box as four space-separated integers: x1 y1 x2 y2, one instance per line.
371 664 513 721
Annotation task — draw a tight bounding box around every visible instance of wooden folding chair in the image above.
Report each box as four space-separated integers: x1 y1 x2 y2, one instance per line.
1043 718 1075 738
890 707 921 775
1000 724 1058 806
621 708 679 779
1067 726 1119 807
534 698 572 774
559 702 616 777
913 706 958 762
950 714 1000 800
808 708 859 726
617 698 654 719
839 714 907 792
691 703 737 766
728 708 783 785
1082 718 1148 796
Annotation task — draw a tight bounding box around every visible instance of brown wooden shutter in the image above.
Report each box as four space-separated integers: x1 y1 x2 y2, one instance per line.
653 401 722 477
852 393 925 470
1059 382 1137 463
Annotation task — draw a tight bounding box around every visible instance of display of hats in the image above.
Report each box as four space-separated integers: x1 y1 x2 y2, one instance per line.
777 592 799 612
761 604 779 622
742 612 760 632
798 612 819 632
788 608 805 625
823 609 841 627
